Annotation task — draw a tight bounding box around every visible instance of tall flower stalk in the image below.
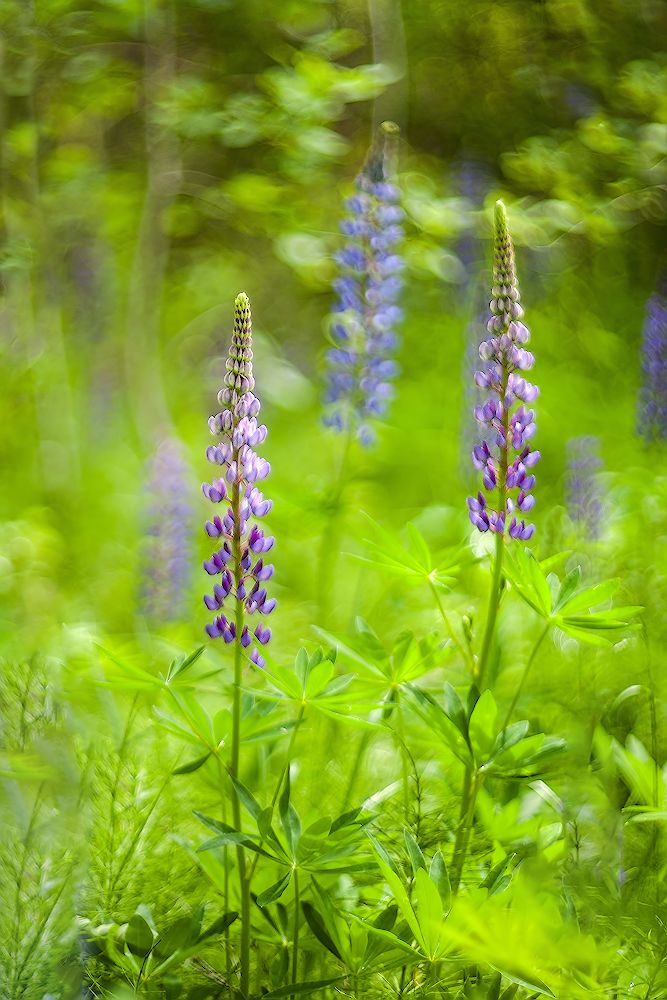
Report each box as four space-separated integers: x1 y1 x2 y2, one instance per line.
467 200 540 688
637 271 667 441
141 438 193 623
323 121 405 447
566 435 603 538
451 201 540 894
202 292 275 995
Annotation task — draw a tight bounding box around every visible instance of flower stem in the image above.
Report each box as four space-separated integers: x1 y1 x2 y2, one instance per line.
231 471 250 997
502 623 549 731
475 531 504 690
291 867 300 995
449 767 481 896
428 579 472 672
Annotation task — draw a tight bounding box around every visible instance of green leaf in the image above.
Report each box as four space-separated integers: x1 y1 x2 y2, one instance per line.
469 689 498 761
486 972 502 1000
406 522 431 571
257 871 293 907
231 776 263 820
558 579 619 615
262 979 342 999
407 686 473 766
553 567 580 613
270 947 289 989
301 901 342 959
199 912 238 940
330 807 361 833
415 867 443 957
486 721 530 765
371 848 425 951
366 833 398 874
429 851 451 914
295 647 309 689
489 964 555 998
125 913 154 957
444 682 469 737
154 916 195 959
403 830 426 876
167 646 206 682
480 855 515 892
279 768 302 857
173 752 211 775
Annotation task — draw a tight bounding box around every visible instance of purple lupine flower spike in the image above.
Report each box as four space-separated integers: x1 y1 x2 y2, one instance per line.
566 435 603 539
141 438 193 623
637 271 667 440
467 201 539 540
323 121 404 446
203 293 275 667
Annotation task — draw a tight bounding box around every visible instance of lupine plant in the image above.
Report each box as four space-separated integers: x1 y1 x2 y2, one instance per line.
141 438 193 623
323 121 405 447
565 435 604 538
637 271 667 441
12 233 652 1000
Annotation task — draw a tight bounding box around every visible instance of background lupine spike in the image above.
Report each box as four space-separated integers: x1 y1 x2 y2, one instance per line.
203 293 275 666
322 122 405 447
566 435 604 539
466 200 539 541
141 438 194 623
637 270 667 441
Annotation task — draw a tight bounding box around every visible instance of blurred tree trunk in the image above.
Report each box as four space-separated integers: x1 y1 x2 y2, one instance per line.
0 0 80 496
124 0 180 450
368 0 408 132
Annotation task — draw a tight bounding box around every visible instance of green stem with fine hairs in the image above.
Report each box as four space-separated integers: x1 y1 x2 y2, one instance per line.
452 352 511 894
291 868 300 996
247 704 305 884
231 467 250 997
428 579 473 673
502 623 550 732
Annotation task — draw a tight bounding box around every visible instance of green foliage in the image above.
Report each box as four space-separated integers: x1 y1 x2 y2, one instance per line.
1 0 667 997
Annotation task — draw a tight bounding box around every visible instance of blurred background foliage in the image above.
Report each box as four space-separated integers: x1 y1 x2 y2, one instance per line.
3 0 667 997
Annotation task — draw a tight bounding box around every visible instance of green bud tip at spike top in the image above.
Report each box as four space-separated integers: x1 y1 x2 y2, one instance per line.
493 200 519 301
224 292 255 393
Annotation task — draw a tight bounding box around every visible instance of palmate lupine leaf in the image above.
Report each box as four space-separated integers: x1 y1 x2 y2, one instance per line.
255 644 383 727
314 619 448 698
406 685 566 776
347 513 471 589
504 546 642 645
195 775 375 905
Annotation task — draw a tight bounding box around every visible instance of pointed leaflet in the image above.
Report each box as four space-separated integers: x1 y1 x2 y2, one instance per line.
370 847 425 951
415 867 443 958
429 851 452 914
279 767 302 858
262 979 342 999
166 645 206 682
231 776 263 820
469 689 499 761
301 902 342 959
125 914 154 957
406 522 431 571
404 830 427 876
444 682 469 738
559 579 619 615
257 871 293 907
553 567 580 613
172 752 212 775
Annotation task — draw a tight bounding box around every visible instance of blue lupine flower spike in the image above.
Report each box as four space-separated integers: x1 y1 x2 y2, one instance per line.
566 435 603 539
467 201 539 541
202 292 275 667
323 121 405 446
142 438 193 622
637 270 667 441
